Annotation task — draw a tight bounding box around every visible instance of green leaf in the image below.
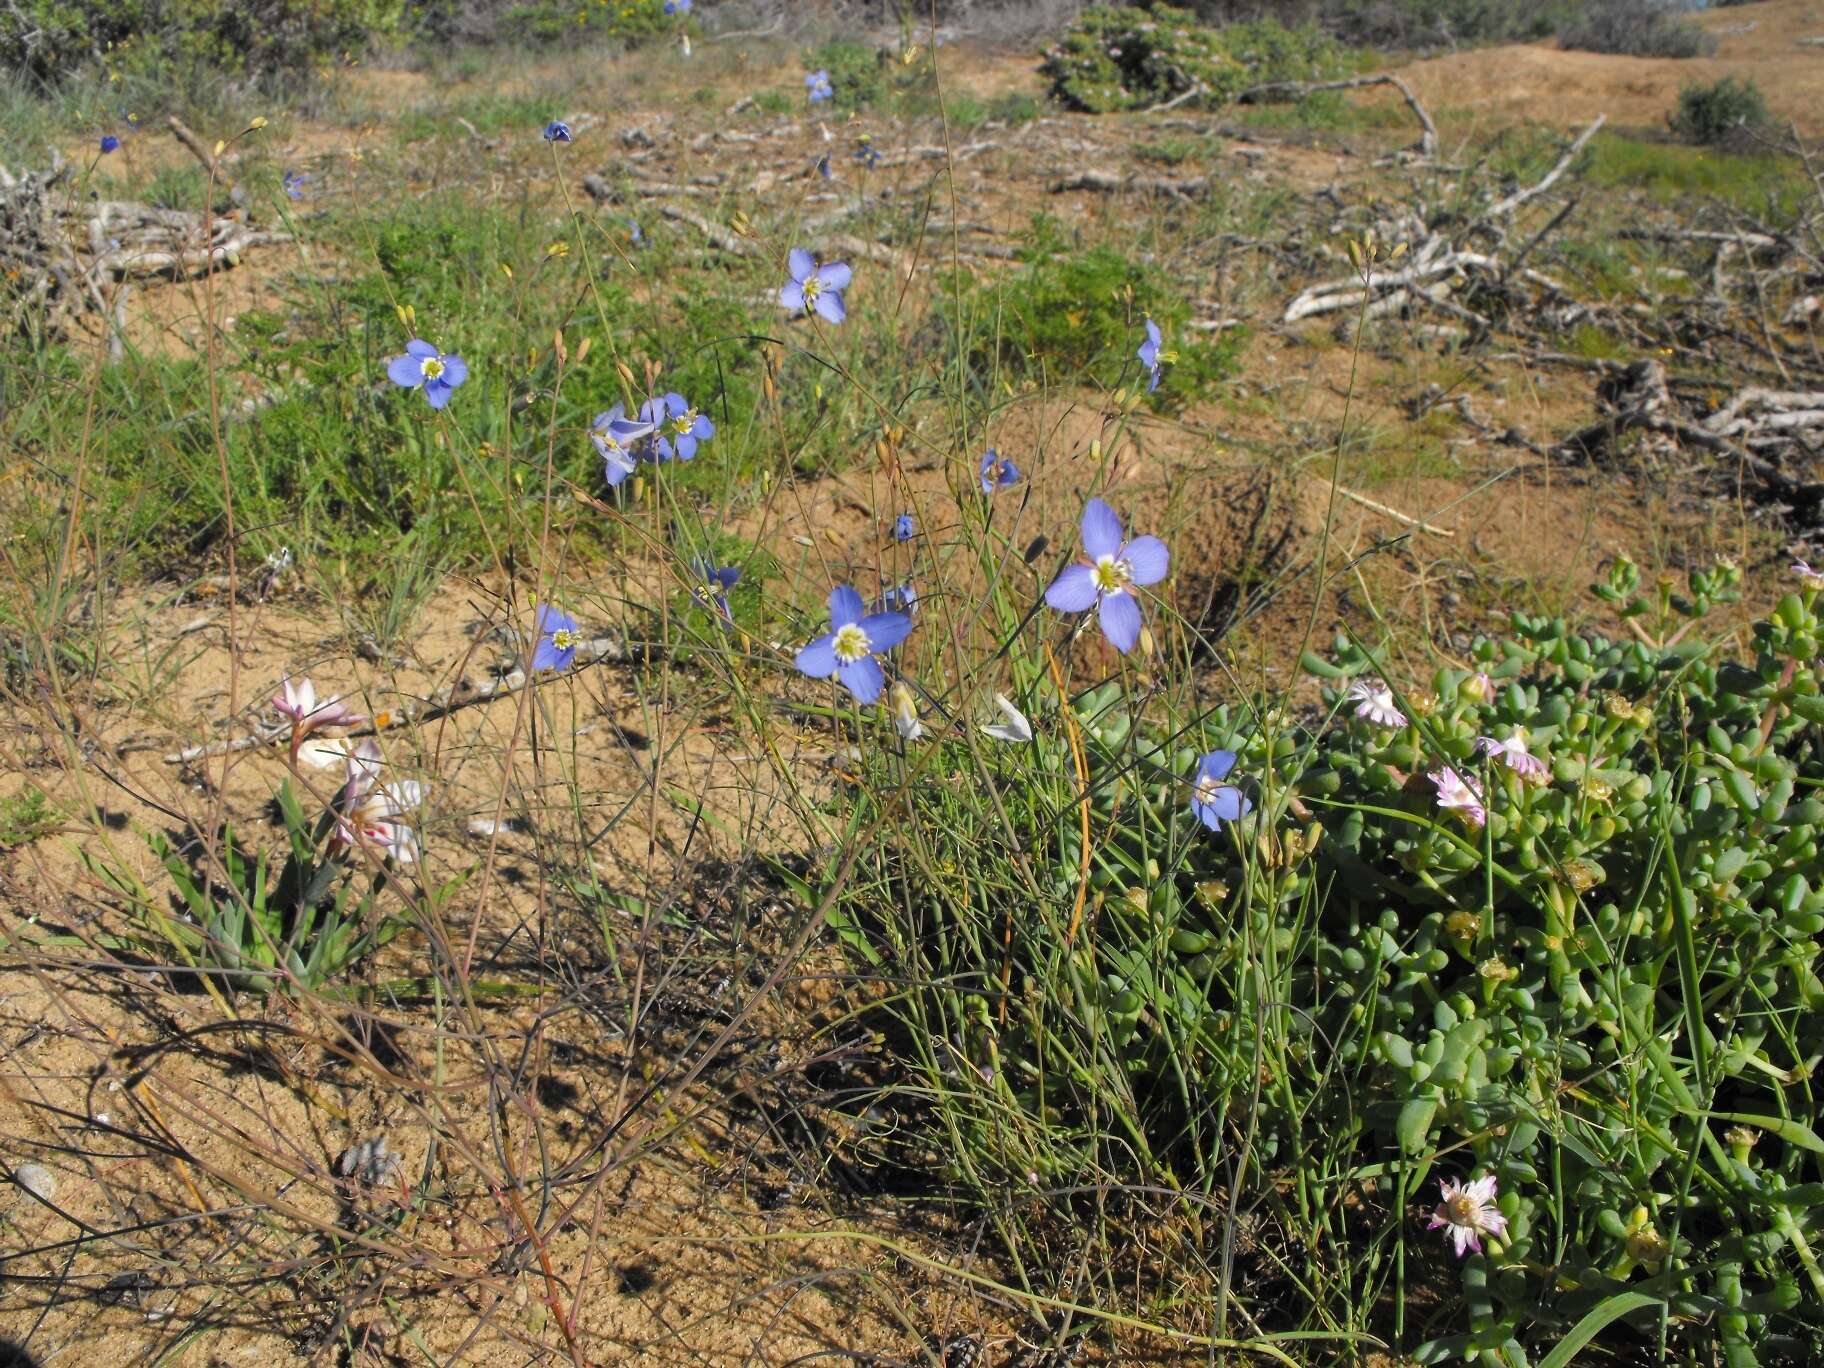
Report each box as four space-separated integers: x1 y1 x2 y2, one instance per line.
1397 1095 1438 1153
1537 1293 1661 1368
1705 1112 1824 1154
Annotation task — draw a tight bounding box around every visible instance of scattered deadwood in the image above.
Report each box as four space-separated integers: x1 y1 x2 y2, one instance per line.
1237 73 1439 160
1 125 290 340
1049 169 1209 198
161 635 630 764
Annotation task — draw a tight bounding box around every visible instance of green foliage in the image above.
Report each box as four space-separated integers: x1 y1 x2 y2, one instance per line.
94 783 406 994
1586 133 1802 218
948 228 1243 408
835 559 1824 1358
3 0 404 85
1040 5 1345 115
490 0 673 51
805 40 888 110
0 786 58 850
1670 76 1772 148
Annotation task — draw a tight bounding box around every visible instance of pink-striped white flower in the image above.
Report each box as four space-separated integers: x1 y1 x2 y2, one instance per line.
1431 766 1486 828
1794 560 1824 588
1428 1173 1508 1258
333 740 426 864
274 676 365 731
1348 678 1405 729
1475 729 1547 780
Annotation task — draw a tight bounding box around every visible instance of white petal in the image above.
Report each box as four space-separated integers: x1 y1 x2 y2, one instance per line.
981 693 1033 744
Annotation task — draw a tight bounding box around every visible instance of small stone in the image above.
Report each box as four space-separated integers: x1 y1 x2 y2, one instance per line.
14 1162 56 1202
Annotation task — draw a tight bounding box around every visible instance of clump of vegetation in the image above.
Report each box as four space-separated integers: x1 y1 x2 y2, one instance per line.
2 0 402 85
946 222 1243 407
837 554 1824 1360
1670 76 1772 149
1557 0 1716 60
1040 4 1345 114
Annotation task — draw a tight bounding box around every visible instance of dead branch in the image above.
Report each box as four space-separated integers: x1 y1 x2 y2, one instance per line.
1483 116 1605 222
1236 73 1438 159
1048 169 1209 197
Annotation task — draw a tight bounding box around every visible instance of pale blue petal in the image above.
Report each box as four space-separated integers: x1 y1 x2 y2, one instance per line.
858 611 911 651
780 282 807 312
1046 564 1098 613
815 262 852 292
424 379 453 409
813 290 846 324
405 339 438 359
1081 499 1123 560
439 354 468 387
1199 749 1237 782
788 248 815 282
387 354 424 387
1123 534 1169 585
1099 593 1142 652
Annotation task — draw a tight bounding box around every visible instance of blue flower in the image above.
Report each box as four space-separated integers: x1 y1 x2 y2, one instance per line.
853 136 881 169
979 449 1019 495
640 392 715 461
532 604 581 672
795 585 913 705
1044 498 1169 654
1137 318 1163 392
385 339 469 410
1189 750 1250 831
543 120 572 143
893 512 915 542
805 70 833 103
780 248 851 324
664 0 690 11
691 559 740 623
627 219 645 248
283 170 307 200
879 583 918 616
591 403 657 486
99 134 120 154
816 153 832 180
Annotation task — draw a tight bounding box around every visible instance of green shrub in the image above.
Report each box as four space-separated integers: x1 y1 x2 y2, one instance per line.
802 39 900 110
1040 4 1346 114
491 0 672 50
1558 0 1715 59
2 0 404 86
1670 76 1772 148
947 226 1243 409
835 553 1824 1359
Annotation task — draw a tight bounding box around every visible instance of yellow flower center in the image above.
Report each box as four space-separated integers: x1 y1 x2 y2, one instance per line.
1447 1195 1478 1225
551 628 578 650
832 623 871 663
1194 776 1221 807
671 410 697 437
420 356 445 380
802 275 824 302
1091 554 1132 595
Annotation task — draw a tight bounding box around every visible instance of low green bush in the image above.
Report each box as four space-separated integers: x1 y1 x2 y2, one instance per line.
1670 76 1772 149
834 551 1824 1359
1040 4 1346 114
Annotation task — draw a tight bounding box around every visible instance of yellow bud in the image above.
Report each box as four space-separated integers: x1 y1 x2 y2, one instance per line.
546 240 569 258
1089 438 1102 461
617 361 635 387
553 329 567 365
1136 624 1155 658
574 336 591 363
212 139 226 157
248 116 268 130
500 263 513 279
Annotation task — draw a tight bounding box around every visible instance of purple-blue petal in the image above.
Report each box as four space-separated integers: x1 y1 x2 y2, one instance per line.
858 611 912 652
828 585 865 627
438 354 468 388
813 291 846 324
406 339 439 359
780 282 807 312
1123 534 1169 586
387 354 425 388
814 262 852 292
1045 564 1099 613
1199 749 1238 782
787 248 815 283
1081 499 1124 560
691 414 715 440
796 634 838 678
837 655 885 704
423 379 453 409
1098 593 1142 653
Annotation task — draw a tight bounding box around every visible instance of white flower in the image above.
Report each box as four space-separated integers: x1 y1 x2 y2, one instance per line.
1794 560 1824 588
1475 729 1547 780
888 681 924 742
1347 678 1406 729
273 676 364 730
981 693 1033 744
1428 1173 1508 1258
334 740 426 864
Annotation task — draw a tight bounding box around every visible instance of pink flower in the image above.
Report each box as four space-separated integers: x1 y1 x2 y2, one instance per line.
332 740 426 864
1794 560 1824 588
1475 730 1547 780
1428 1173 1508 1258
273 676 365 731
1431 767 1486 828
1348 678 1405 729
